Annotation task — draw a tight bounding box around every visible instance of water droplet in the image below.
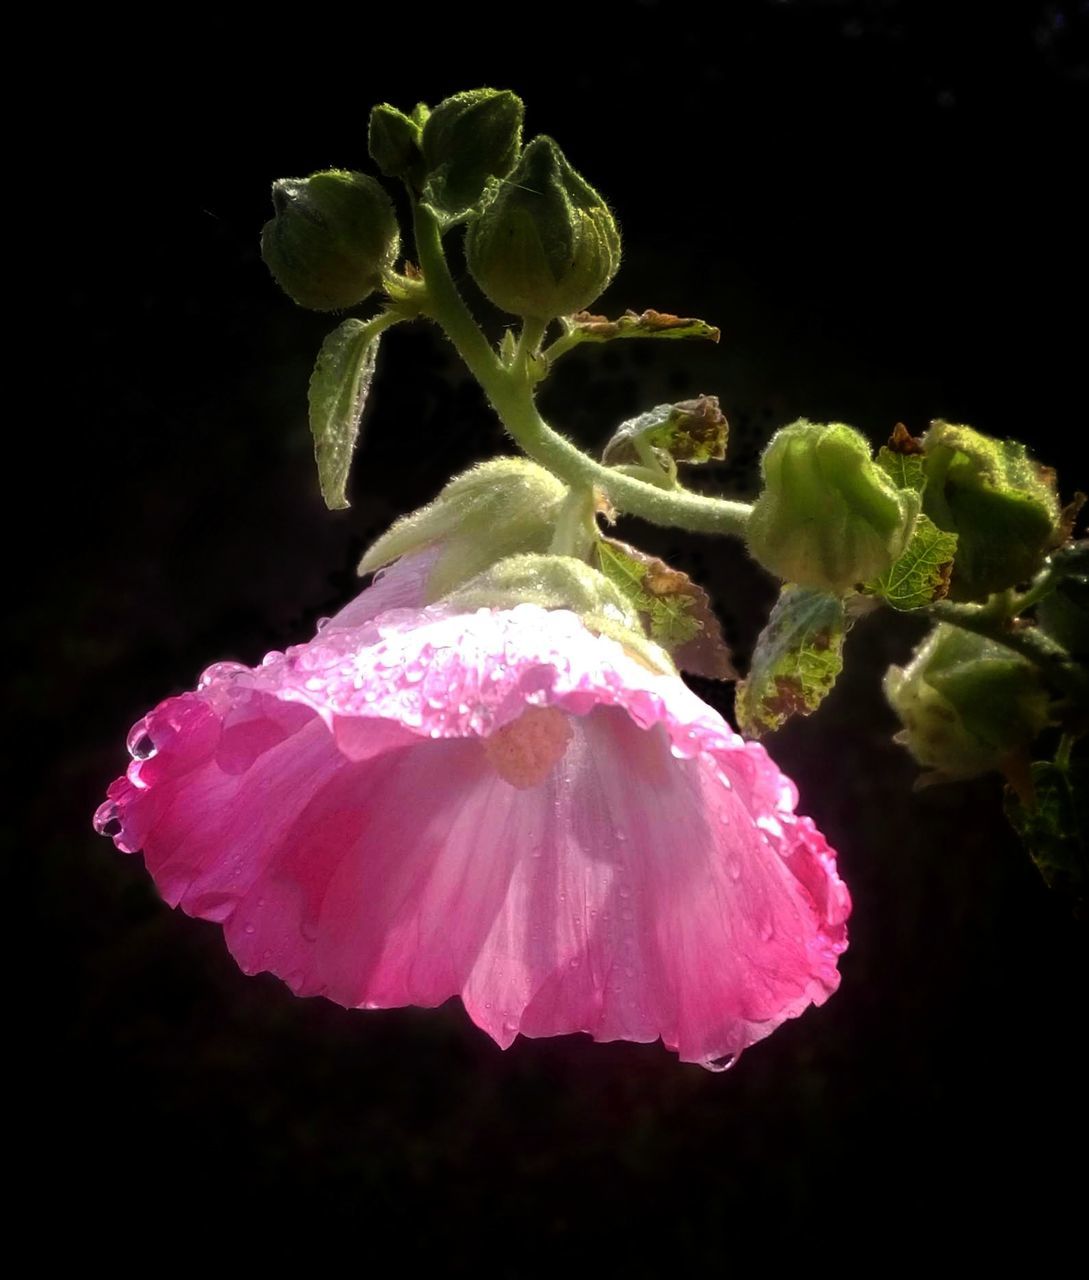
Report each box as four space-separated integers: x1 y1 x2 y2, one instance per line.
568 957 581 969
93 802 122 838
728 859 741 882
126 722 157 760
244 923 256 935
618 884 631 899
703 1053 738 1073
761 923 775 942
316 616 331 631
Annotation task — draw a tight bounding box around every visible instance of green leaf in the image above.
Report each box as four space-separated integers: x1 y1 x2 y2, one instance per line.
308 319 382 510
875 445 926 494
602 396 728 468
595 539 736 679
867 514 958 610
735 587 847 737
564 308 720 344
1004 756 1088 910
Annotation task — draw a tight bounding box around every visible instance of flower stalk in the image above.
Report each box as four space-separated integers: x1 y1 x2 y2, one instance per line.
411 201 753 537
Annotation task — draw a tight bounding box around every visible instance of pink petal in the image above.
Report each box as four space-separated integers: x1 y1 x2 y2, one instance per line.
96 588 850 1069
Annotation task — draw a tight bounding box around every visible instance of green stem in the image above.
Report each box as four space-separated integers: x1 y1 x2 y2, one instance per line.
411 201 753 537
548 486 597 559
929 598 1088 701
515 316 549 369
367 307 413 340
1056 733 1074 770
633 435 678 488
540 330 583 364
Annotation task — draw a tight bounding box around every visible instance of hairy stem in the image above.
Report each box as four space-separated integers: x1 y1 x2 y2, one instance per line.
411 201 753 537
929 598 1088 702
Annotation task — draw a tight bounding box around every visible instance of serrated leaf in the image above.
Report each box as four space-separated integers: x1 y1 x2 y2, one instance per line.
735 587 847 737
867 514 958 610
565 308 720 343
308 319 381 510
595 539 736 679
603 396 728 468
875 446 927 494
1004 757 1088 909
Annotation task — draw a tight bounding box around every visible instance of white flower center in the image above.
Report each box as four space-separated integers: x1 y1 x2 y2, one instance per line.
483 707 573 789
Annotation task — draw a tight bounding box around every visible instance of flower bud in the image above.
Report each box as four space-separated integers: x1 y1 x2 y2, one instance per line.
466 135 621 319
420 88 523 215
921 421 1062 601
885 624 1051 781
746 421 919 594
368 103 424 183
260 170 399 311
357 458 568 599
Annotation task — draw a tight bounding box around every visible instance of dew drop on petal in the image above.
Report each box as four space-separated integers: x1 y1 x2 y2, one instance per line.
126 722 157 760
93 801 122 838
703 1053 739 1073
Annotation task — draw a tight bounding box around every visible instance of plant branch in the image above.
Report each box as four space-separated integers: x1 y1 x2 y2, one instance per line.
411 201 753 537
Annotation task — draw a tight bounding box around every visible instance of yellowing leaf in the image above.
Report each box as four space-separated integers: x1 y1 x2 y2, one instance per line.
735 587 847 737
868 515 958 610
595 539 736 679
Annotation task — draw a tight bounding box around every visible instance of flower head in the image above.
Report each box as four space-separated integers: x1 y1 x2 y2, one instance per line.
95 555 849 1070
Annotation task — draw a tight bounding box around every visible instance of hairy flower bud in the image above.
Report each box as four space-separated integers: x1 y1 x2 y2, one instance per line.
885 624 1051 781
357 458 568 599
368 103 424 183
466 135 621 319
420 88 523 215
921 421 1062 602
746 421 919 594
260 170 399 311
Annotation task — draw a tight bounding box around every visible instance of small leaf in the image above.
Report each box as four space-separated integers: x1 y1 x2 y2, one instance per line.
308 319 381 510
565 308 720 343
603 396 728 468
735 587 847 737
595 539 736 679
875 446 927 494
867 514 958 610
1004 756 1088 911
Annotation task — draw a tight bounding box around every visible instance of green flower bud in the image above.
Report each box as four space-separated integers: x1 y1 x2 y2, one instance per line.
1037 573 1089 661
357 458 568 599
260 170 399 311
921 421 1062 602
465 135 622 320
746 420 920 594
885 624 1052 781
368 103 424 183
420 88 523 215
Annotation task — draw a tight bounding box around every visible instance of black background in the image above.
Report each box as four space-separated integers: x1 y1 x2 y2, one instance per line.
24 1 1087 1264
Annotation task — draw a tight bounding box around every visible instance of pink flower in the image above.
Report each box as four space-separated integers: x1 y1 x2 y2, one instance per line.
95 553 850 1070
